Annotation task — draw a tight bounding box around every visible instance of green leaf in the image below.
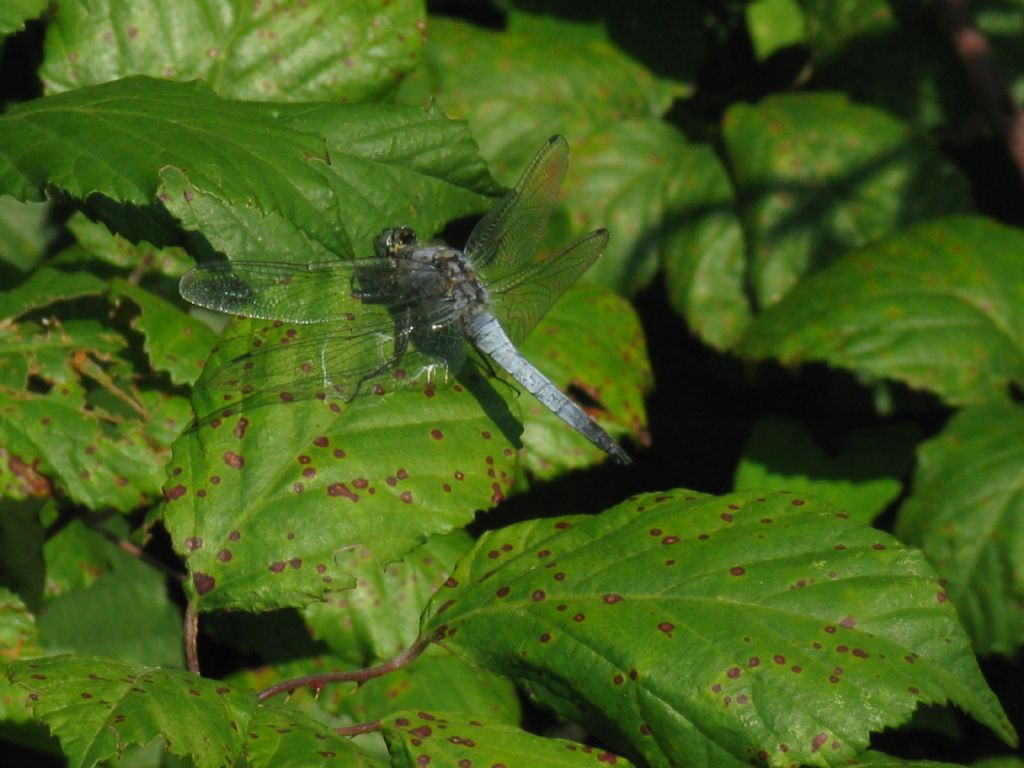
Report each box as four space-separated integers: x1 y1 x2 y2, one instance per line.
342 646 522 726
0 382 169 511
800 0 970 129
158 100 498 263
0 197 54 273
424 491 1017 767
36 544 183 667
660 142 750 349
738 216 1024 406
40 519 117 599
9 654 257 768
0 587 42 723
163 365 520 612
245 704 378 767
65 213 192 277
0 267 106 320
747 0 807 61
0 0 47 36
304 532 473 665
40 0 426 103
735 416 920 524
896 403 1024 656
382 710 633 768
397 14 689 295
517 286 649 475
0 77 494 257
722 92 970 308
111 278 218 386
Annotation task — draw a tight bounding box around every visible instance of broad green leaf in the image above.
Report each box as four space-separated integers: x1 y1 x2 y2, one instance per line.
397 14 689 295
41 0 425 103
800 0 970 129
36 545 183 667
304 532 473 665
9 654 256 768
0 77 495 258
158 100 498 263
382 710 633 768
735 416 920 524
341 646 521 727
0 267 105 320
0 0 46 36
0 587 41 723
660 142 750 349
747 0 807 61
163 363 520 612
723 92 970 308
0 197 53 273
245 704 378 767
111 278 217 386
896 403 1024 656
738 216 1024 406
424 491 1017 767
517 286 650 475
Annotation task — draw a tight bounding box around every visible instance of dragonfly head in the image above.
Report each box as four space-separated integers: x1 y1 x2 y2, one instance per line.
374 227 418 259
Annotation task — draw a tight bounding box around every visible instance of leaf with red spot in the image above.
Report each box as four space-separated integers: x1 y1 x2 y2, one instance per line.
40 0 426 104
0 586 42 723
163 360 520 612
738 216 1024 406
517 285 650 476
422 491 1017 767
8 654 257 768
382 710 634 768
8 653 383 768
245 704 377 768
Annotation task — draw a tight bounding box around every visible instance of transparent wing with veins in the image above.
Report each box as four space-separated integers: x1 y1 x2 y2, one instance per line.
179 259 465 416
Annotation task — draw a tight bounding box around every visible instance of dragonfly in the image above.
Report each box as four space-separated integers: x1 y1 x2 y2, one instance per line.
179 135 630 464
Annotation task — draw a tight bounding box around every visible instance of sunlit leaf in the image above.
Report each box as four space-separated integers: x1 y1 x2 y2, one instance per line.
40 0 426 103
163 363 520 612
723 92 970 308
424 491 1016 766
0 0 46 36
738 216 1024 406
382 710 633 768
9 654 257 768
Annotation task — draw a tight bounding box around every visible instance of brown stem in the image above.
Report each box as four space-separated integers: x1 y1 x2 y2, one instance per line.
257 637 430 702
936 0 1024 177
184 600 200 674
336 720 382 737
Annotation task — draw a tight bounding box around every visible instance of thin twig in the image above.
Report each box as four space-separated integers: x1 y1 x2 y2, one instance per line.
184 600 200 674
257 637 430 702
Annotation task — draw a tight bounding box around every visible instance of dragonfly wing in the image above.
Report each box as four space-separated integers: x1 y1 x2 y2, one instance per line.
193 310 466 420
179 260 373 324
463 135 569 275
486 229 608 347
